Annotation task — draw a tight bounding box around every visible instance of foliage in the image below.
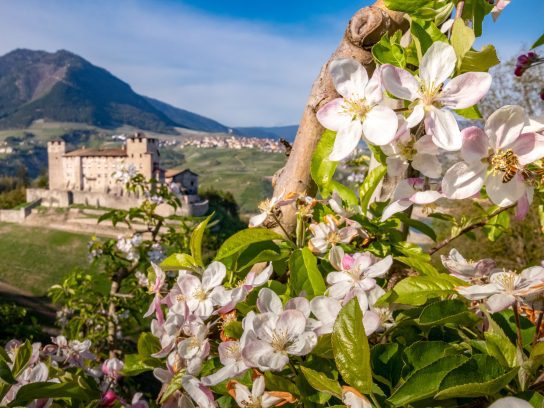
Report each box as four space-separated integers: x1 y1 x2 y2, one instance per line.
3 1 544 407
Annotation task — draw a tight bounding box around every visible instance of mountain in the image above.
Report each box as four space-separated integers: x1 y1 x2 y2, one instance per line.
144 96 230 133
235 125 298 142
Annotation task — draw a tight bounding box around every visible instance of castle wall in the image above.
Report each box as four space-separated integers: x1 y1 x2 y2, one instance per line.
47 140 66 190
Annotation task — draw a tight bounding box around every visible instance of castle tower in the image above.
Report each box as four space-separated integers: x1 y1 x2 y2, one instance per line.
125 133 160 180
47 140 66 190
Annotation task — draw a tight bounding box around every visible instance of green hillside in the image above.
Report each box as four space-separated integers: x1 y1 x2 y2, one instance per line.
161 147 286 213
0 223 94 295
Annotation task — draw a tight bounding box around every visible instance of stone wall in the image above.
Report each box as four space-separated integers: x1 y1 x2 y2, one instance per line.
0 199 42 223
27 189 71 207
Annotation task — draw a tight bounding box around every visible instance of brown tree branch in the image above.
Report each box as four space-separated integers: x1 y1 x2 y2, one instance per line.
270 1 408 235
428 204 515 255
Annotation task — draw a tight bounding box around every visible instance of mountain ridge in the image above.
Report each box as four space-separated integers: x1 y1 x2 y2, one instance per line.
0 48 298 140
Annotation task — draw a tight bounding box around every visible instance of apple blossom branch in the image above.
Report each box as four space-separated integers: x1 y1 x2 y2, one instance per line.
428 204 516 255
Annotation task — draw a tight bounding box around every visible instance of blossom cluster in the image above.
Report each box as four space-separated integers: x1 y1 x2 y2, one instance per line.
143 223 393 407
314 41 544 220
442 248 544 313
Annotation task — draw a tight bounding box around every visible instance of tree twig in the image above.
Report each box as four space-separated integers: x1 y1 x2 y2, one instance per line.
455 0 465 19
428 204 515 255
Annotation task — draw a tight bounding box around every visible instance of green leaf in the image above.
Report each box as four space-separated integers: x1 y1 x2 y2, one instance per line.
122 354 161 376
394 256 440 277
160 253 197 272
394 212 437 241
332 297 372 393
371 343 402 388
137 332 162 357
360 165 386 216
300 366 342 398
11 341 32 378
367 144 388 165
190 214 213 266
330 180 359 207
460 44 500 72
160 371 184 404
0 358 15 385
264 372 300 397
532 33 544 49
484 332 518 368
312 334 334 359
222 320 243 340
311 129 338 197
9 381 100 406
387 355 468 406
403 341 459 371
289 248 326 298
215 228 283 261
410 20 433 62
451 18 475 67
483 210 510 242
463 0 494 37
385 274 465 306
372 31 406 67
454 105 483 119
436 355 519 399
418 299 479 327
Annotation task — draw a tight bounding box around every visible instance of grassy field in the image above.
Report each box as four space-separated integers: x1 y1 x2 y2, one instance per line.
161 147 286 213
0 223 94 295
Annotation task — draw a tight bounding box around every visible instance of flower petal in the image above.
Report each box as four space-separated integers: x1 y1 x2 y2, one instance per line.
486 293 516 313
364 255 393 278
456 283 501 300
381 199 412 221
316 98 351 131
489 397 533 408
330 58 368 99
364 67 383 105
362 310 381 336
442 161 486 200
420 42 456 87
486 172 526 207
310 296 342 325
510 132 544 165
412 153 442 178
485 105 526 150
410 190 442 204
362 105 398 145
426 107 462 151
461 126 488 163
438 72 492 109
381 64 419 101
202 261 226 290
329 120 363 161
406 103 425 128
257 288 283 315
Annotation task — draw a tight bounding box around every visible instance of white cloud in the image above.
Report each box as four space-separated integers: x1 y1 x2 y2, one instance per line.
0 0 338 126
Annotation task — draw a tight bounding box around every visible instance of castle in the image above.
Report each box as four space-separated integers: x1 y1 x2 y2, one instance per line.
26 133 208 216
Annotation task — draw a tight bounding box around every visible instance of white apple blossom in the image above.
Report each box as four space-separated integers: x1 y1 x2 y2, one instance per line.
381 178 442 221
102 358 124 381
242 308 317 371
382 118 442 179
250 194 284 228
175 261 226 319
308 215 359 254
201 341 249 386
441 248 496 282
456 266 544 312
177 322 210 375
382 42 491 151
227 376 295 408
143 262 166 323
316 59 398 161
215 263 273 314
442 105 544 209
358 286 393 336
327 246 393 302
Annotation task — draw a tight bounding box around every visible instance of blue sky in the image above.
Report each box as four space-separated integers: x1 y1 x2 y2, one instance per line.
0 0 541 127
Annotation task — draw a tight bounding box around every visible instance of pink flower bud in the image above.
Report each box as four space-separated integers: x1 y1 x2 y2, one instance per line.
527 51 538 60
517 54 529 65
514 66 524 77
101 390 118 407
540 89 544 101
